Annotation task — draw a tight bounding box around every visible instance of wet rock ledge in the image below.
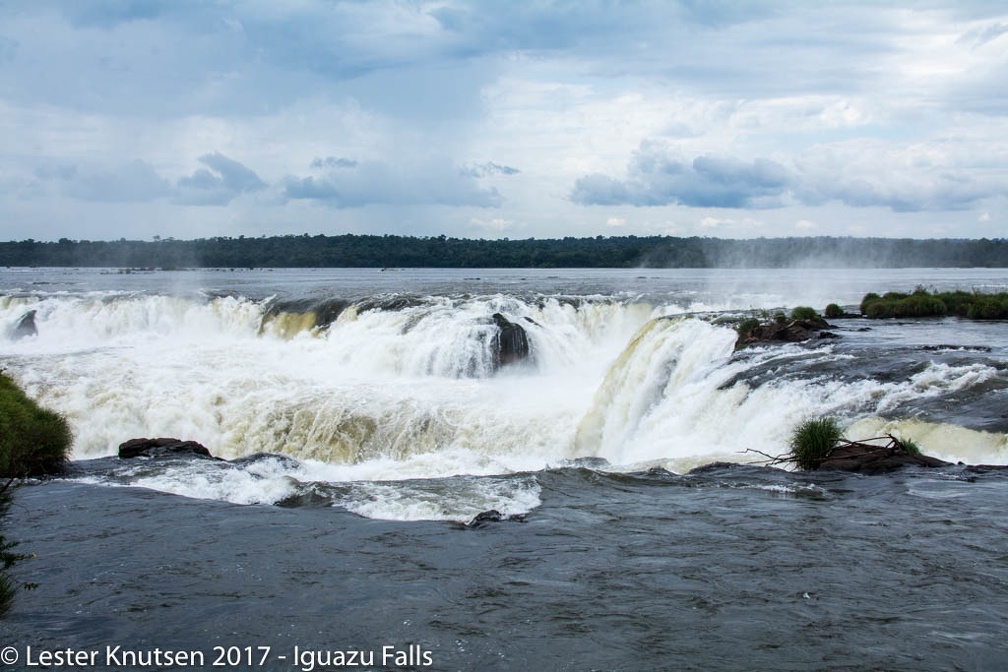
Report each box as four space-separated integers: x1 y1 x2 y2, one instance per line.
815 441 951 475
118 437 220 460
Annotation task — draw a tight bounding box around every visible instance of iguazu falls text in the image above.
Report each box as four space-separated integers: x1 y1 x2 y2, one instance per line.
5 644 434 669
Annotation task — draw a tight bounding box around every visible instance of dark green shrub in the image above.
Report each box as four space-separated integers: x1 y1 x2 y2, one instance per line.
861 288 1008 320
789 417 843 470
860 292 881 315
0 374 72 479
790 306 818 321
824 303 843 318
735 317 761 340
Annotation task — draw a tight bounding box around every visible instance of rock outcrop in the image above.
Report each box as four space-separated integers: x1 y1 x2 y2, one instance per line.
735 316 837 349
118 437 219 460
12 310 38 339
816 442 952 475
491 313 530 368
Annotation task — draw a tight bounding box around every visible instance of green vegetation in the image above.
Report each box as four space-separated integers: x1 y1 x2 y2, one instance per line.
0 235 1006 268
735 317 761 341
788 417 844 470
0 373 69 617
860 287 1008 319
790 306 818 321
824 303 844 318
894 437 922 456
0 373 72 479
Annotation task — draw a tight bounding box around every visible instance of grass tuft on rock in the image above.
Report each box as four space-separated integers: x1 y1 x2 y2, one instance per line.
788 417 843 470
0 373 72 480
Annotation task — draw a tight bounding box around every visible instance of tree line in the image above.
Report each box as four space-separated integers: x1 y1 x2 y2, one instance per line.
1 234 1005 268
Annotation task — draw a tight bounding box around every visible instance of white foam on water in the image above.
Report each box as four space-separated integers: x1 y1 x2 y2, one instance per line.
4 281 1007 519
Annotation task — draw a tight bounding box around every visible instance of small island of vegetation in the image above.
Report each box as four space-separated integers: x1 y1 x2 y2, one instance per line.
860 287 1008 319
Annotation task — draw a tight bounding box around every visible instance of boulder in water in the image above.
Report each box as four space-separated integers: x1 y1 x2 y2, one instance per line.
491 313 530 368
118 437 219 460
12 310 38 339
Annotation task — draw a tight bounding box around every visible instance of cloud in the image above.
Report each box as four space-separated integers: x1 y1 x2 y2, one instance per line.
573 136 1008 213
571 143 792 208
699 216 764 230
461 162 520 178
35 159 172 202
310 156 358 170
176 152 266 205
283 157 501 208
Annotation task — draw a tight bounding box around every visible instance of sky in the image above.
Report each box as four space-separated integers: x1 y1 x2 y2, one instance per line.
1 1 1006 242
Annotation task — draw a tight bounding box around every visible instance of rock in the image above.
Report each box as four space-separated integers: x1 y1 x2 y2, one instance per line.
491 313 530 368
464 509 526 528
736 317 836 349
118 437 219 460
817 442 952 475
12 310 38 339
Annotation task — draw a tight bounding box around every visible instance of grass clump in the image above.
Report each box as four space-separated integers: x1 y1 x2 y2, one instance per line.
788 417 843 470
0 372 72 480
790 306 818 321
893 436 922 456
735 317 761 340
824 303 844 319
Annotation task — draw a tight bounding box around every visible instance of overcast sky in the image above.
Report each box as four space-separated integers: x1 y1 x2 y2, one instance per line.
1 1 1006 242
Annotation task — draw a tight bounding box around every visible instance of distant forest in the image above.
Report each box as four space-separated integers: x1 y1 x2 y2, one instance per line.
1 235 1006 268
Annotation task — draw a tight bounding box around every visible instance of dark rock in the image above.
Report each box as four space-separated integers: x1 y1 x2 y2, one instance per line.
464 509 526 528
118 437 219 460
817 442 952 475
491 313 530 368
229 452 303 470
736 317 835 349
13 310 38 339
467 509 504 527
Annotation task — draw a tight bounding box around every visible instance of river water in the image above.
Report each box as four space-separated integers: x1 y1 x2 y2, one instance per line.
1 267 1006 670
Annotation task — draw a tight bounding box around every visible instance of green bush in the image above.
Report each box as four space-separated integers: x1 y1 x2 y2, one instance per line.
860 292 881 315
824 303 843 318
735 317 761 340
860 289 1008 320
790 306 818 321
789 417 843 470
0 373 72 479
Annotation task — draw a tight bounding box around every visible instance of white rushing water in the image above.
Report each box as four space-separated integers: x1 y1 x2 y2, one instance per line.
2 268 1007 520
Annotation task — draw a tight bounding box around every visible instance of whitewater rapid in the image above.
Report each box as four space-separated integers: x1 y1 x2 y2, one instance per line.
2 268 1006 520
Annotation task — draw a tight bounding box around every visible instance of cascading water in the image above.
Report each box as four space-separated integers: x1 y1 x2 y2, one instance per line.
2 268 1006 519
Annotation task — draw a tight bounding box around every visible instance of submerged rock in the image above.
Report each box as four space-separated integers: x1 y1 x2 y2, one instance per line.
118 437 219 460
817 442 952 475
491 312 530 368
464 509 527 528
